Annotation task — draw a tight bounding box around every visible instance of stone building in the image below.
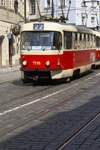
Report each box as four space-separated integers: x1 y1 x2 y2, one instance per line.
0 0 24 67
26 0 99 28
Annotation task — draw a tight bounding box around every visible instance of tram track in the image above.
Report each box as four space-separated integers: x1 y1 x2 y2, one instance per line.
0 69 98 94
0 85 53 105
56 112 100 150
0 80 100 140
0 81 33 93
0 70 19 75
0 78 21 85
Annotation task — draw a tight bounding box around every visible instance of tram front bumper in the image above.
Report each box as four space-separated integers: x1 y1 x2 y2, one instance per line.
20 68 63 80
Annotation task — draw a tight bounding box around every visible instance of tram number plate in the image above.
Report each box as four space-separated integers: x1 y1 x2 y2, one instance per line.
33 24 44 30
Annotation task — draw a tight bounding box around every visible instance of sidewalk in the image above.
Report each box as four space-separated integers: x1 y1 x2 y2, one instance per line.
0 65 20 74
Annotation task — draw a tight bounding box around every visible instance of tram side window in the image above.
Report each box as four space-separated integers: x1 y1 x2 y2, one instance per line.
96 36 99 47
93 35 96 48
53 32 62 50
87 34 90 48
83 34 86 48
64 32 72 49
74 33 77 49
90 35 93 48
79 34 82 49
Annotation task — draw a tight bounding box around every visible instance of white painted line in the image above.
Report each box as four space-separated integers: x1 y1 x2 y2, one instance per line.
85 73 100 81
0 83 79 116
95 73 100 76
85 76 94 81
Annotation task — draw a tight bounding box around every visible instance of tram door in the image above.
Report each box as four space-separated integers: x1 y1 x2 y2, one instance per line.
0 38 2 67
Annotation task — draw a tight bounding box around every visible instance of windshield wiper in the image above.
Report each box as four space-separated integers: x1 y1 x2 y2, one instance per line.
43 48 45 51
28 48 30 51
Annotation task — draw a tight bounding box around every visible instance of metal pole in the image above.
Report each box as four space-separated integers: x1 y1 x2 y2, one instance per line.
99 2 100 27
10 62 12 75
56 0 57 17
52 0 54 18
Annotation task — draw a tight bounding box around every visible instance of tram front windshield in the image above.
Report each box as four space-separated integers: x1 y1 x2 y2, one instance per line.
21 31 62 50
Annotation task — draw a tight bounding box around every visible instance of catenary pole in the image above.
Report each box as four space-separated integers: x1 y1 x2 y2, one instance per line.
52 0 54 18
99 1 100 27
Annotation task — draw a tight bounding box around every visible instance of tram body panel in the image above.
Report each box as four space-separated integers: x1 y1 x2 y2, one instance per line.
21 54 63 69
20 48 96 80
62 51 73 69
73 49 96 68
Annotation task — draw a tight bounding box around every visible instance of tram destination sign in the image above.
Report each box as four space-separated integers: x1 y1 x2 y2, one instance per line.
33 24 44 30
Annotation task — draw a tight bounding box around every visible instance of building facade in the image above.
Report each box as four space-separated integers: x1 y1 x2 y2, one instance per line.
0 0 24 67
26 0 100 28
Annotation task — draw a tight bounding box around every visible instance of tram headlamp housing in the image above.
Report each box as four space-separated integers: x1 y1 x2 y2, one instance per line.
46 61 51 66
23 61 27 66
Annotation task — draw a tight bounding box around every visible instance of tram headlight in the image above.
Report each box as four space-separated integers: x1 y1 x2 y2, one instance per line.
23 61 27 66
46 61 51 66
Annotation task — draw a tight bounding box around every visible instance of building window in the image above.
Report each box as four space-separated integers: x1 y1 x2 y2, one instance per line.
9 0 13 9
47 0 50 7
31 0 35 14
81 0 87 7
45 0 50 7
61 0 65 6
14 0 18 14
82 16 85 25
91 0 96 8
91 16 95 27
1 0 6 6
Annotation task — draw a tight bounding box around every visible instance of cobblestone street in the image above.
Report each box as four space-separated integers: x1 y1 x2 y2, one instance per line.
0 66 100 150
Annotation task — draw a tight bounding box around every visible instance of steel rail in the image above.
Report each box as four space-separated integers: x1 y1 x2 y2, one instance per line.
0 82 33 93
57 113 100 150
0 79 21 85
0 85 53 105
0 70 19 75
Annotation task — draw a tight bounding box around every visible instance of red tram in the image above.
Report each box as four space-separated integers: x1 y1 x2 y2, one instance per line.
20 21 100 83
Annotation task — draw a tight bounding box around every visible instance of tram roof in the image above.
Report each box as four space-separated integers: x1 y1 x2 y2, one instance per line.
21 21 97 35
